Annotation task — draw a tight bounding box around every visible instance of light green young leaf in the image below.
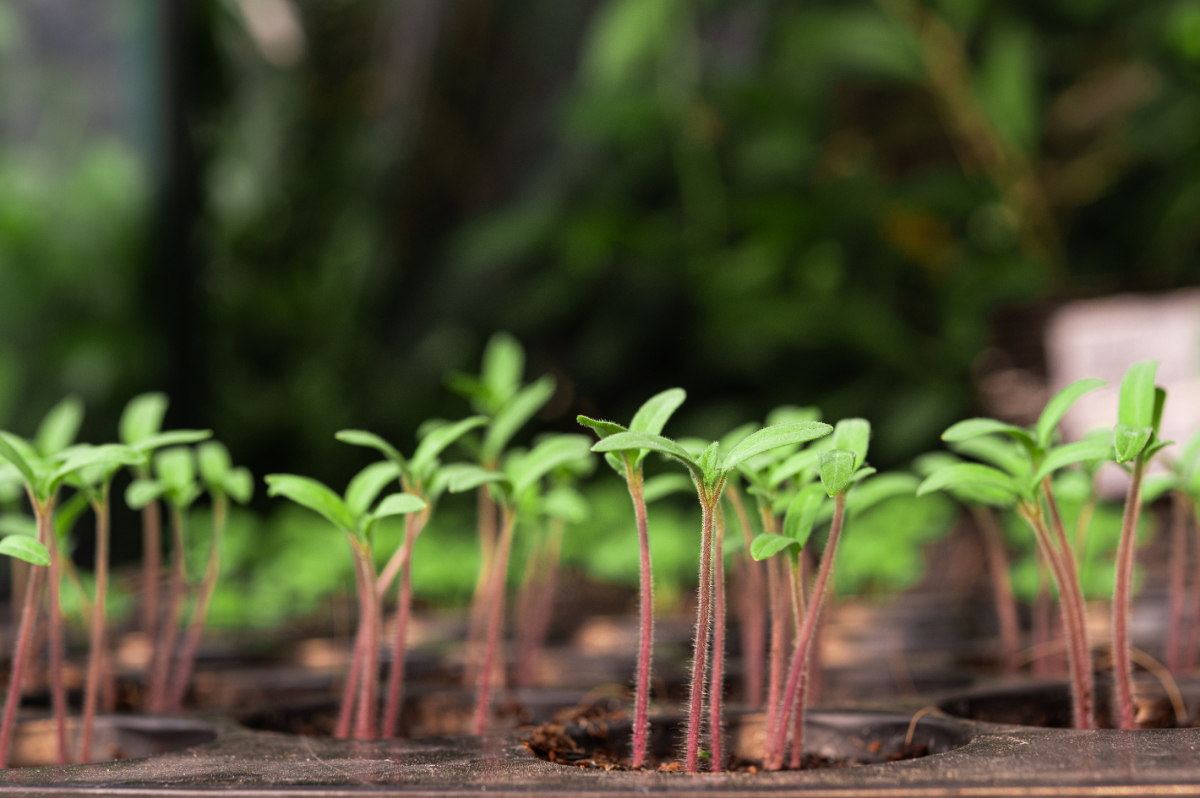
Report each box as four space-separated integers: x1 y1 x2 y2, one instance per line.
0 536 49 566
126 478 166 509
819 451 856 497
53 491 89 540
265 474 356 531
844 472 917 515
35 396 84 457
1031 439 1114 484
1145 438 1174 461
766 405 821 426
120 393 168 445
223 467 254 504
345 461 403 517
335 430 406 467
942 418 1035 448
1153 386 1168 434
912 451 963 477
481 332 525 409
783 483 826 546
0 431 40 489
372 492 427 519
832 418 871 469
576 415 628 439
482 375 556 464
197 441 232 486
629 387 686 436
542 486 589 523
750 532 799 561
723 420 833 472
949 435 1031 479
510 434 593 496
593 431 702 480
642 473 693 503
1118 361 1159 428
698 442 721 485
1142 474 1180 504
446 465 510 494
768 449 820 489
1036 378 1106 450
131 429 213 454
1113 424 1152 464
411 415 488 479
54 444 142 485
155 448 195 492
0 514 36 537
916 463 1022 502
719 423 760 460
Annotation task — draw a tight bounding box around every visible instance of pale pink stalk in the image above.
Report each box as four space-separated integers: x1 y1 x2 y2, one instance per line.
1042 482 1094 727
47 528 67 765
683 496 717 774
167 495 227 712
353 545 379 739
335 603 368 739
383 511 428 737
81 490 111 762
464 485 498 687
516 518 562 689
1166 491 1188 673
971 506 1021 673
788 559 807 769
766 492 845 771
148 508 187 713
0 501 50 768
473 507 515 735
625 471 655 768
513 536 543 688
726 486 764 706
1031 558 1052 677
1113 457 1146 729
763 554 787 763
708 508 726 773
141 501 162 645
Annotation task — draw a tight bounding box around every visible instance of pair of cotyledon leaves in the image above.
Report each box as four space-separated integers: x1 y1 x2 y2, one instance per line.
916 363 1167 507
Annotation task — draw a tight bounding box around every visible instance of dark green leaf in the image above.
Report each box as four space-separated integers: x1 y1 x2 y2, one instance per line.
832 418 871 469
265 474 356 531
120 393 168 446
916 463 1022 503
723 421 833 472
411 415 488 478
819 451 855 496
942 418 1035 448
576 415 628 439
35 396 84 457
0 536 49 566
1118 361 1159 428
335 430 406 468
1036 378 1106 450
1031 439 1114 484
642 473 693 503
482 375 556 463
783 483 826 546
1114 424 1152 464
629 388 686 435
372 492 428 519
750 532 799 561
345 461 402 517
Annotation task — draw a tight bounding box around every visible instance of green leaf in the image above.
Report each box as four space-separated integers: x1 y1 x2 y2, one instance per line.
832 418 871 469
1142 474 1180 504
542 486 589 523
629 388 686 435
155 448 195 492
54 444 142 485
197 441 232 487
942 418 1035 448
698 442 721 485
819 451 856 497
0 514 36 537
0 536 49 566
125 478 166 510
345 461 402 518
131 430 213 454
482 375 556 464
411 416 488 479
54 491 89 540
35 396 84 457
718 423 760 460
120 393 168 445
723 421 833 472
783 483 826 547
768 449 820 489
372 492 428 519
509 434 594 496
851 466 876 483
1114 424 1152 464
1031 439 1114 484
949 435 1031 479
1036 378 1106 450
481 331 525 409
1153 387 1168 435
223 467 254 504
844 473 917 515
576 415 628 439
592 431 703 481
0 432 39 488
750 532 799 561
265 474 356 531
912 451 963 477
766 405 821 426
1145 438 1174 461
446 465 509 494
335 430 406 467
642 473 693 503
1118 361 1159 428
916 463 1022 503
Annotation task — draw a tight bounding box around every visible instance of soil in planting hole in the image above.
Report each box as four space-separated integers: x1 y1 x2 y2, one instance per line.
522 704 969 773
938 680 1200 729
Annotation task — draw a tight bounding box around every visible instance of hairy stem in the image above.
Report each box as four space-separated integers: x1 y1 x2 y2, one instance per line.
47 526 67 765
1113 457 1146 729
682 493 716 773
167 495 227 712
788 560 806 769
474 506 515 735
623 469 655 768
726 485 764 707
767 492 845 771
82 489 111 762
383 511 427 738
709 506 726 773
149 508 187 713
1167 491 1189 673
464 485 498 687
971 506 1021 674
1042 481 1094 727
0 501 50 769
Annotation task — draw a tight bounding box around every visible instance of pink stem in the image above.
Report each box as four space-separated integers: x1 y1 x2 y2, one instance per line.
1113 457 1146 729
82 490 111 762
625 471 655 768
726 486 764 707
709 508 726 773
141 500 161 644
513 534 543 688
0 502 50 769
1167 491 1188 673
464 485 498 687
47 525 67 765
149 508 187 713
766 492 845 771
473 506 515 735
1031 555 1052 677
788 559 807 770
353 544 379 739
517 519 562 689
383 511 426 738
335 599 368 739
763 554 787 763
167 495 226 712
1042 482 1094 727
683 494 717 774
971 506 1021 674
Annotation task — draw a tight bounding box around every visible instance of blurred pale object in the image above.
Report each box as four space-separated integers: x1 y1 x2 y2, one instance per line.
232 0 306 68
1045 291 1200 493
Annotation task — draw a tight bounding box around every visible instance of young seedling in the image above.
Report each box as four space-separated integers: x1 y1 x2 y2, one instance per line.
166 442 253 712
265 467 426 739
592 419 832 773
334 414 487 737
577 387 686 768
447 434 594 735
449 333 556 686
1108 361 1169 729
917 377 1112 729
